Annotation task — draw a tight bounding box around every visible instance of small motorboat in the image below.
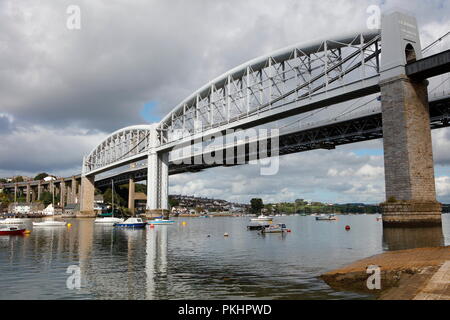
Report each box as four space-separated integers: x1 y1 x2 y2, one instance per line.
247 223 270 231
315 214 337 221
114 217 147 228
0 218 26 224
95 217 125 224
33 220 67 227
0 225 27 236
260 223 288 234
148 219 175 225
250 215 274 222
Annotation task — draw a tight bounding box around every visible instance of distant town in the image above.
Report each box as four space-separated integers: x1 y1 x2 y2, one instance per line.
1 174 449 217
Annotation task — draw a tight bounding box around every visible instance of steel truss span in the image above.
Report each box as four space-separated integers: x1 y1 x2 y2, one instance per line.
83 125 155 175
158 31 381 146
93 96 450 188
83 31 382 176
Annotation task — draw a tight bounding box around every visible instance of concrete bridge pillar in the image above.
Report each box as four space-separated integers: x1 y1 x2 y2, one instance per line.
60 181 66 209
128 178 135 215
31 186 36 202
26 183 31 203
37 182 42 201
146 127 169 217
380 12 442 226
71 177 77 204
80 175 95 216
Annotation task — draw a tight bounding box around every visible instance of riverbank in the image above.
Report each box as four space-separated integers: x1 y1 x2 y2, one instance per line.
321 246 450 300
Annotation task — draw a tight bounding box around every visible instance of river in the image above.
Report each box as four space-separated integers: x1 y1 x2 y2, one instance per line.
1 214 449 300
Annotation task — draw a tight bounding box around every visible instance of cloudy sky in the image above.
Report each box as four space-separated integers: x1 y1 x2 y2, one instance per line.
1 0 449 204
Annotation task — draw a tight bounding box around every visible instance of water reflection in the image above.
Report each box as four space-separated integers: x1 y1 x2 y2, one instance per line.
383 226 445 251
146 226 168 300
1 215 449 299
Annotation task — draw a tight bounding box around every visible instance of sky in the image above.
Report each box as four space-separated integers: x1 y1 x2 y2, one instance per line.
0 0 450 204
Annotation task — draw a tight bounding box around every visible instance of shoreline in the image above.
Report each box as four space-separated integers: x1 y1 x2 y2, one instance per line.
321 246 450 300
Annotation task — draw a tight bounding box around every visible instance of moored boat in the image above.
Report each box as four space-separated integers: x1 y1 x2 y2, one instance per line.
33 220 67 227
260 223 288 234
0 218 26 224
114 217 147 228
247 223 270 231
95 217 125 224
148 219 175 225
315 214 337 221
0 225 27 235
250 215 274 222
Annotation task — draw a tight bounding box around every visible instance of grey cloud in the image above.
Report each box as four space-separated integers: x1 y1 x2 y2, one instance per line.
0 0 449 204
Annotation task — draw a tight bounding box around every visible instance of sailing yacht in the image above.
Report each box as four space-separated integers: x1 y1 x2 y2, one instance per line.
95 179 124 225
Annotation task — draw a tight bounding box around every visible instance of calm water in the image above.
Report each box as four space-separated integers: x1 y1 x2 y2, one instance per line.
1 215 449 300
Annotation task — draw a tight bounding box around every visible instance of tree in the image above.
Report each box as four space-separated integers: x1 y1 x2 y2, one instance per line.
250 198 264 214
13 176 24 183
0 178 7 183
34 173 49 181
169 197 179 208
103 188 126 207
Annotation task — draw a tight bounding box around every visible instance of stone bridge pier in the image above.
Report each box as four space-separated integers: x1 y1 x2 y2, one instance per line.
380 12 442 227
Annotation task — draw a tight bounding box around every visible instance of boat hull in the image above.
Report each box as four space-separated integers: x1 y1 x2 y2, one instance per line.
113 223 147 228
0 226 26 235
32 222 67 227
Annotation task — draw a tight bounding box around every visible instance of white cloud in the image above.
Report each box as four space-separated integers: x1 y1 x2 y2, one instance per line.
0 0 449 206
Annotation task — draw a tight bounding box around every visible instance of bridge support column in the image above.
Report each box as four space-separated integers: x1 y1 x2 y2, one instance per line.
128 178 135 215
71 177 77 204
37 182 42 201
60 181 66 209
380 76 442 227
146 151 169 218
379 12 442 227
31 186 36 202
79 175 95 217
26 183 31 203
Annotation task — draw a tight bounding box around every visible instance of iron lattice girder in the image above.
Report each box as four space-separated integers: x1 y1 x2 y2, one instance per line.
160 32 381 144
83 125 154 175
92 97 450 187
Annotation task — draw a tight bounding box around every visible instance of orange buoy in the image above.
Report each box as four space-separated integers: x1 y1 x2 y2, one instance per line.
150 224 155 228
287 229 292 233
345 225 351 231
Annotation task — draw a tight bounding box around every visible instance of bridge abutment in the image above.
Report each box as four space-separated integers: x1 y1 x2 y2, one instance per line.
380 75 442 227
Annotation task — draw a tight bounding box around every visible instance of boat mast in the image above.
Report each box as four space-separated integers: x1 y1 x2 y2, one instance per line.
111 179 114 217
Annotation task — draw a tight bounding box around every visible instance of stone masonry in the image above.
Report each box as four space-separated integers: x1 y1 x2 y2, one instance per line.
380 75 442 227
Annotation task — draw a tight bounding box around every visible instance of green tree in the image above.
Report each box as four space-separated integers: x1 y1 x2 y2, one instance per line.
34 173 49 181
103 188 126 207
250 198 264 214
12 176 24 183
169 197 179 208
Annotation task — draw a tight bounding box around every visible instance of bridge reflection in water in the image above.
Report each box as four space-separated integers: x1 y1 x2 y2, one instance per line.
1 216 449 299
383 226 445 251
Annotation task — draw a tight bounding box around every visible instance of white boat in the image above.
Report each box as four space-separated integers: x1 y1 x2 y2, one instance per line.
261 223 288 234
250 215 274 222
148 219 175 225
114 217 147 228
0 218 27 224
33 220 67 227
95 217 125 224
315 214 337 221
